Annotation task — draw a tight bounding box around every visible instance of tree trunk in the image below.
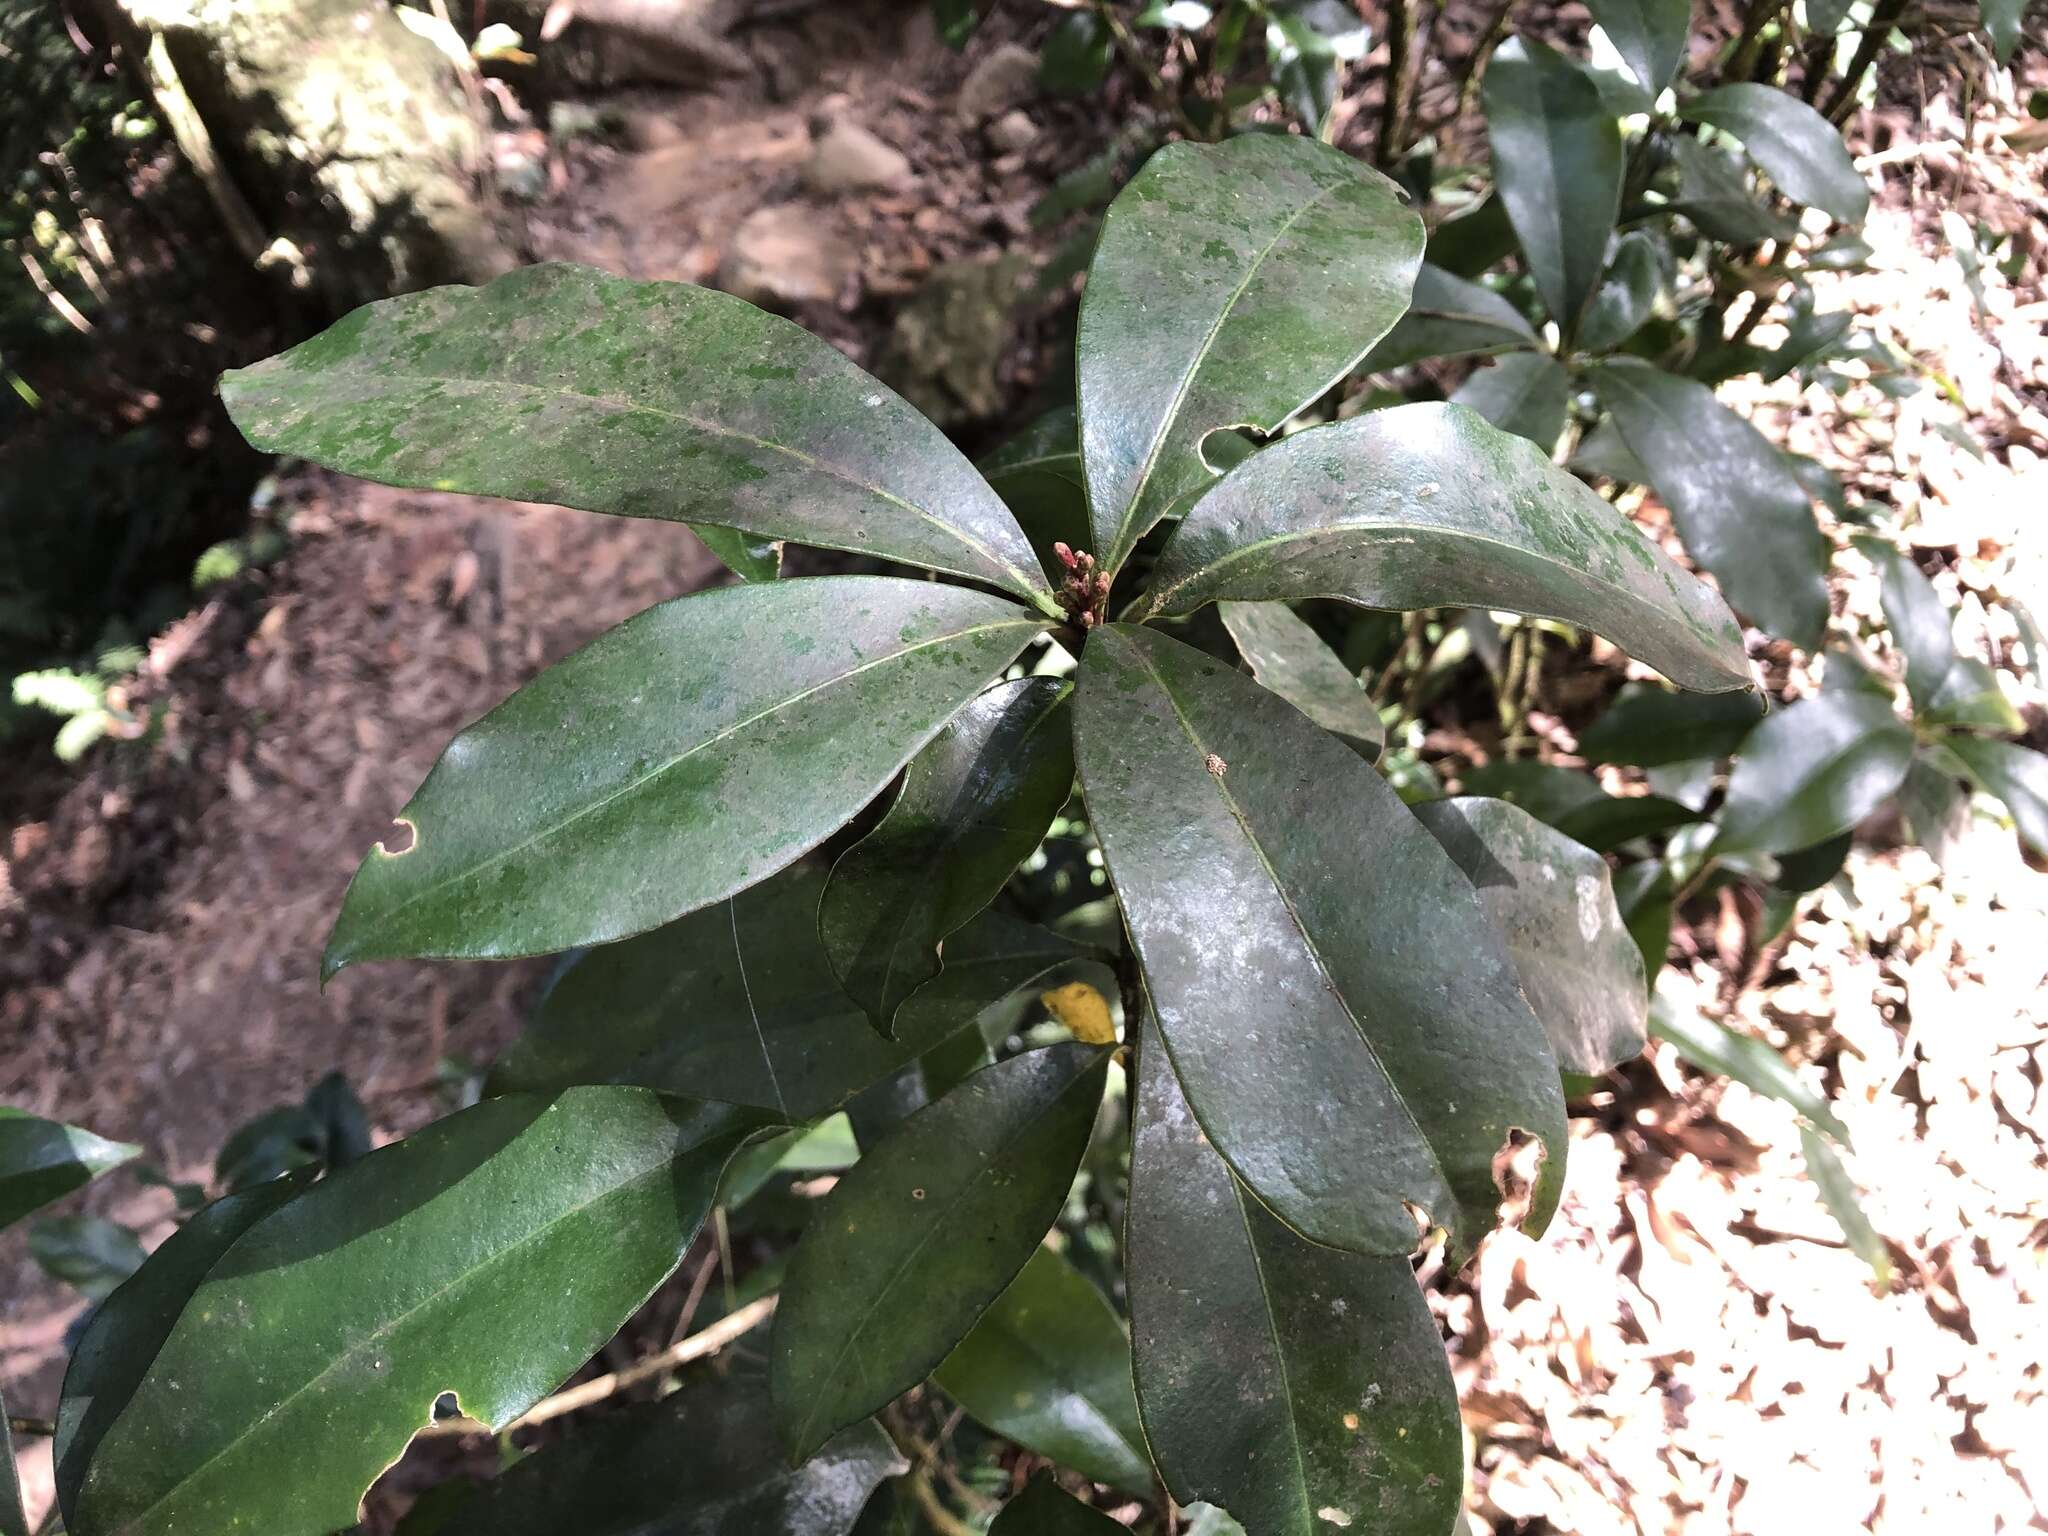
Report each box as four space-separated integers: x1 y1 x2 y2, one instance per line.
93 0 512 311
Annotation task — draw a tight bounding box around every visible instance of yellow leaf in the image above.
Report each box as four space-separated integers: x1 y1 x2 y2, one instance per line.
1041 981 1116 1045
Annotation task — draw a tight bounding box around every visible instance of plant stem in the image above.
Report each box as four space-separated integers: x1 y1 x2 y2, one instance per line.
1377 0 1413 168
1090 0 1205 141
8 1415 55 1438
1455 0 1515 121
1820 0 1908 123
1723 0 1784 84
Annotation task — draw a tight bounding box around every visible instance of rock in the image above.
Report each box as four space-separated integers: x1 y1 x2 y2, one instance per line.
985 109 1038 155
874 254 1033 427
802 118 913 194
957 42 1039 122
717 204 856 310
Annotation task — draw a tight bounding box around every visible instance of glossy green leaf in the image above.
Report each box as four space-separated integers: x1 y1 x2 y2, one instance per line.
1772 829 1852 894
1982 0 2025 61
1585 0 1689 94
221 264 1052 607
1484 37 1624 335
989 1476 1124 1534
934 1247 1151 1495
1578 229 1664 352
1798 1127 1892 1284
1218 601 1383 757
892 906 1100 1044
491 867 1053 1118
821 677 1075 1033
1460 759 1607 826
1414 797 1648 1074
1593 359 1830 648
29 1216 145 1300
1578 682 1766 765
1075 624 1566 1257
1613 860 1675 982
979 405 1091 570
1716 691 1912 855
1570 417 1651 482
1947 735 2048 857
0 1107 140 1231
1900 750 1972 866
772 1044 1109 1462
1650 989 1850 1143
71 1088 769 1536
1127 1014 1462 1536
1680 84 1870 223
1450 351 1571 449
1859 538 2022 731
1666 137 1800 245
695 523 783 583
437 1372 904 1536
1554 791 1702 852
1807 0 1855 33
1078 134 1424 572
1361 263 1538 372
324 577 1046 973
1142 403 1751 693
55 1177 312 1529
1 1387 24 1536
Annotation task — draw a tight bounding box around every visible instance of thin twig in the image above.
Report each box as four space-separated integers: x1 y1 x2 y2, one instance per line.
419 1293 777 1438
1820 0 1908 123
1377 0 1413 167
8 1415 56 1438
1455 0 1515 121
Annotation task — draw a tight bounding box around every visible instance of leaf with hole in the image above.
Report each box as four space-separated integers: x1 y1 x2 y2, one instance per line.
1142 403 1751 693
1219 601 1383 758
1075 623 1566 1258
1680 83 1869 223
1078 133 1423 572
69 1088 770 1536
1483 37 1624 334
1715 691 1912 855
323 577 1046 973
1414 797 1648 1074
1593 359 1829 648
934 1247 1152 1495
436 1372 904 1536
0 1108 139 1232
771 1043 1109 1463
821 676 1074 1034
1126 1014 1462 1536
221 264 1053 607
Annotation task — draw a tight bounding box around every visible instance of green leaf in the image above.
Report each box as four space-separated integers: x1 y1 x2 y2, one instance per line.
989 1476 1126 1534
1592 359 1830 648
1414 797 1649 1073
436 1372 904 1536
694 523 783 583
1074 624 1566 1257
1578 229 1664 352
1584 0 1689 95
1126 1014 1462 1536
1798 1127 1892 1285
1459 759 1607 825
892 906 1100 1044
821 677 1075 1033
1649 989 1850 1143
491 866 1048 1119
1680 84 1870 223
771 1044 1109 1462
1553 791 1702 852
1218 601 1384 758
220 264 1054 609
1982 0 2025 61
1807 0 1855 34
1362 263 1539 372
979 405 1091 570
934 1247 1152 1495
1665 137 1801 245
1142 403 1752 693
1715 691 1912 855
932 0 984 47
1449 351 1571 450
1578 682 1766 765
70 1088 769 1536
323 577 1046 973
1483 37 1624 335
1614 860 1675 982
1078 135 1424 572
1 1388 23 1536
1570 417 1651 483
0 1107 139 1231
1041 10 1115 94
55 1177 312 1529
1858 538 2022 731
1946 735 2048 857
29 1217 146 1301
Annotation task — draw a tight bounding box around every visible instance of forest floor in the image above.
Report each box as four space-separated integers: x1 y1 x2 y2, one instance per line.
4 7 2047 1533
